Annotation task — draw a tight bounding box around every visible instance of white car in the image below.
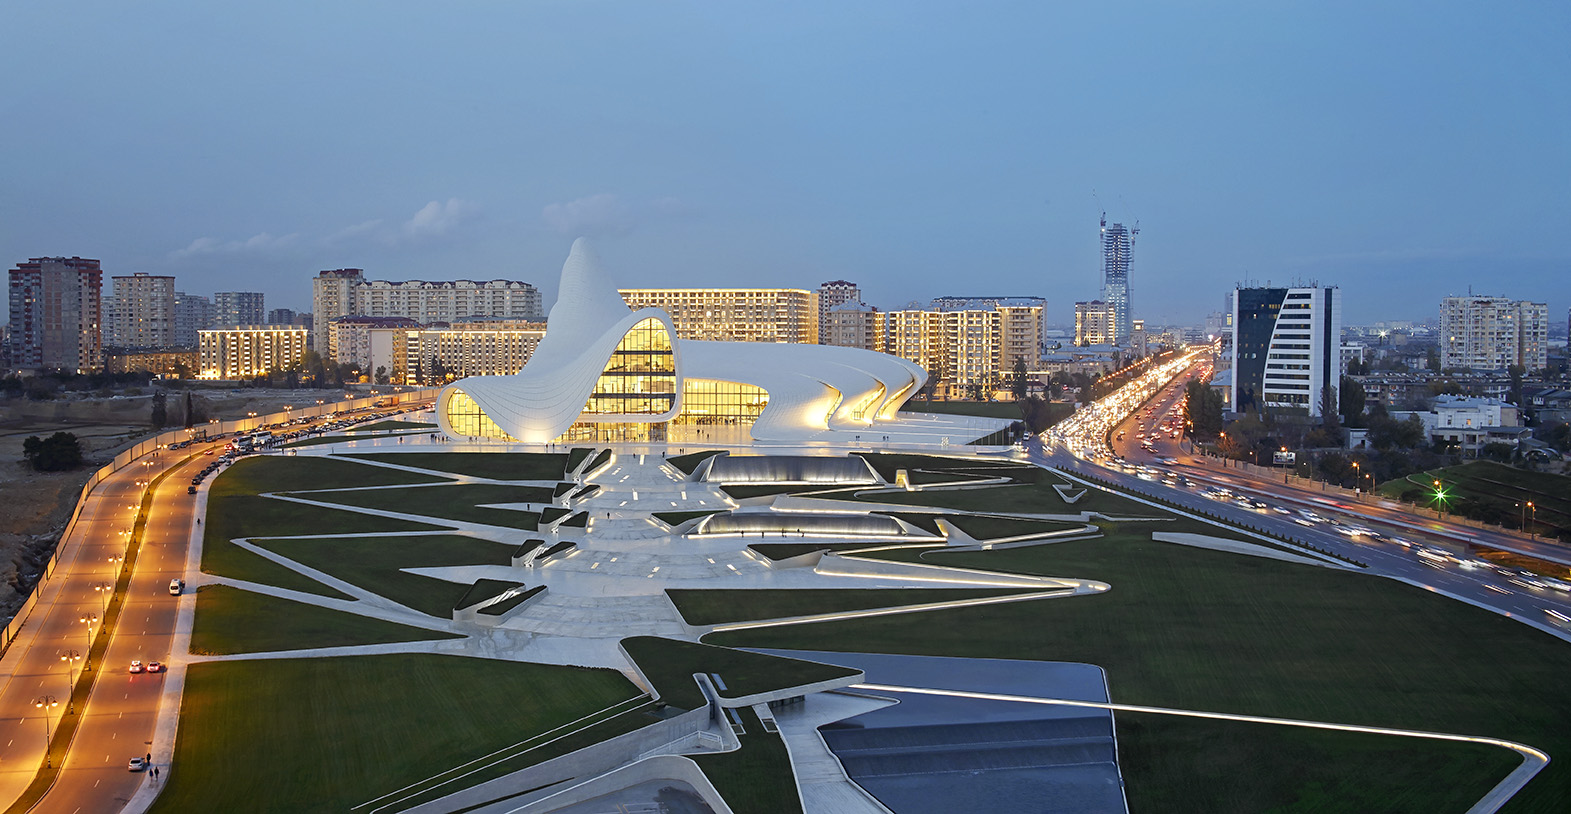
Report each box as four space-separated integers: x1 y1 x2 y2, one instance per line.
128 757 146 772
129 660 144 674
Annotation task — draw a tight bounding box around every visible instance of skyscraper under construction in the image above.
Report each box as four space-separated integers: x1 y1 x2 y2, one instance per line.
1099 215 1137 344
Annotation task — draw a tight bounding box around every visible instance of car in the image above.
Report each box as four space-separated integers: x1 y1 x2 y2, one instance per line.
129 660 144 674
129 757 147 772
188 485 198 495
147 661 164 673
169 579 184 595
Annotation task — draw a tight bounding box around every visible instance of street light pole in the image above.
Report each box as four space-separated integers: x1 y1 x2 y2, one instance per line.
80 614 97 668
59 651 81 712
33 696 58 768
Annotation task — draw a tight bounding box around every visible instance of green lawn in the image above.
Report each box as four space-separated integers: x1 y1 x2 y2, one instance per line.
189 585 461 655
300 483 549 529
345 451 569 480
621 636 860 710
653 509 723 527
1116 711 1519 814
1381 460 1571 538
152 654 639 814
667 588 1040 625
282 431 429 448
202 458 447 596
706 528 1571 812
854 451 1035 482
693 705 803 814
945 515 1080 539
845 473 1164 517
257 534 516 617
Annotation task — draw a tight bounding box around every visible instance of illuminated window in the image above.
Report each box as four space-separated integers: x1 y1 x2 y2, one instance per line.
444 388 516 440
673 379 769 426
581 318 677 415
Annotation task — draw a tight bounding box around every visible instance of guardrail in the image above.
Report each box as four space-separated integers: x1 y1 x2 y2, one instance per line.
0 387 440 654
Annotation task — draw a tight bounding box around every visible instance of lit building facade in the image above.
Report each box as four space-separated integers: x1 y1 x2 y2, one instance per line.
1074 300 1114 346
1230 286 1342 416
618 288 819 344
7 256 103 372
817 280 861 344
311 269 543 357
105 348 199 377
439 240 937 445
329 316 421 374
822 301 881 352
1440 296 1548 372
107 272 176 350
198 325 308 379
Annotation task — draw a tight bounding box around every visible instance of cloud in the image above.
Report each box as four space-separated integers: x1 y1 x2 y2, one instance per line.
171 231 299 258
542 193 632 236
325 219 384 243
402 198 479 239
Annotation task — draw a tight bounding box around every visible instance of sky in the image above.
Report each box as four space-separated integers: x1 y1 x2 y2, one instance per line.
2 1 1567 328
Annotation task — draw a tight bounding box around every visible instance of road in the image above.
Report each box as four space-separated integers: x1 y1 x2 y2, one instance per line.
1034 356 1571 637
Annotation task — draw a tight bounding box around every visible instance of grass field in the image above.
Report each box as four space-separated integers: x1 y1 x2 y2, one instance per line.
258 534 516 616
844 472 1165 517
282 431 429 448
621 636 859 710
353 420 439 431
189 585 461 655
667 588 1038 625
151 654 639 814
706 527 1571 812
202 458 447 596
301 483 550 529
693 705 803 814
345 451 569 480
1115 710 1519 814
1380 460 1571 538
945 515 1080 539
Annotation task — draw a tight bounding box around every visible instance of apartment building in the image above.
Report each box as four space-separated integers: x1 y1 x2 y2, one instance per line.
618 288 819 344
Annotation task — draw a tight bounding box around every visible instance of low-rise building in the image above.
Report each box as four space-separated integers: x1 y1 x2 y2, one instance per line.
1393 395 1524 456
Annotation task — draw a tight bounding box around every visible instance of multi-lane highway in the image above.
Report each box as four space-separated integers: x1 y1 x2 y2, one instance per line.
1034 353 1571 638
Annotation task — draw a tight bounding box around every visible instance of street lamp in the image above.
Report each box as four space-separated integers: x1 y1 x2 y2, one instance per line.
34 696 59 767
1528 501 1536 539
1432 479 1449 519
94 581 112 614
80 614 97 665
59 651 81 711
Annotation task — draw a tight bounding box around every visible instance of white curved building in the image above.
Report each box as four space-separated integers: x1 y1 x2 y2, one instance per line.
437 239 1010 445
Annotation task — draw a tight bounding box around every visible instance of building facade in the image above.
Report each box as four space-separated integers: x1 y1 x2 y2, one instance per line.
310 269 543 357
198 325 308 379
107 272 176 349
391 320 548 384
174 292 215 347
1230 286 1343 416
618 288 819 344
329 316 421 374
104 348 199 377
7 256 103 372
1099 216 1137 343
213 291 266 329
1074 300 1114 346
822 301 881 352
1439 296 1548 372
816 280 861 344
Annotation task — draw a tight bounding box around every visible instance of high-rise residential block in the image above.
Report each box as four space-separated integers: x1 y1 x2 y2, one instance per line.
1439 296 1548 373
214 291 266 328
1230 286 1342 416
1074 300 1114 346
310 269 543 358
1099 216 1137 343
816 280 861 344
378 319 548 385
618 288 819 344
822 301 881 352
7 256 103 372
174 292 215 347
267 308 298 325
198 325 307 379
107 272 176 349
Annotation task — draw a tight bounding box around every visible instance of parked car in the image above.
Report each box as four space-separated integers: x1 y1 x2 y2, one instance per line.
128 757 146 772
169 579 184 596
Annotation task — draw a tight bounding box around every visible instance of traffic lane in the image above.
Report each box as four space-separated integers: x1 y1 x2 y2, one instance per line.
38 450 203 812
1038 449 1571 623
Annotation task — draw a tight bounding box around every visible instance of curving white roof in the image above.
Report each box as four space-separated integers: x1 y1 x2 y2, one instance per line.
437 239 930 443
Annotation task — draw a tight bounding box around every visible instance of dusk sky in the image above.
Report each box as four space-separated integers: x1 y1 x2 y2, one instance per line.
3 1 1566 328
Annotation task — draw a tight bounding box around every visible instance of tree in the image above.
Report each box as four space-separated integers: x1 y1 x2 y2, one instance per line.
1010 357 1028 401
1318 384 1340 430
1339 375 1366 428
1426 347 1441 372
22 432 83 471
184 391 195 428
375 366 390 386
1368 414 1428 450
150 390 167 429
1184 380 1224 438
1508 364 1525 409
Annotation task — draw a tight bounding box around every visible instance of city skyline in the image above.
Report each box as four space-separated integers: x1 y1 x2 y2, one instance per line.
3 2 1567 327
